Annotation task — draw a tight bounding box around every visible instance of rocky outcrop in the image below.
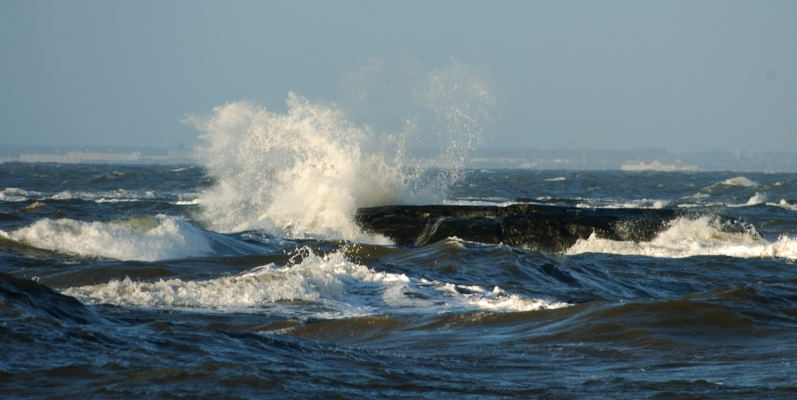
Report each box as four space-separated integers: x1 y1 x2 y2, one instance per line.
355 204 683 252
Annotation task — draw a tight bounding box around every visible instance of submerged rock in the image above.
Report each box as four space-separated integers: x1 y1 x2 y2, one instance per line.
355 204 682 252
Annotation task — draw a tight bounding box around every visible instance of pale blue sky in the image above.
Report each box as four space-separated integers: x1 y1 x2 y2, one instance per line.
1 0 795 152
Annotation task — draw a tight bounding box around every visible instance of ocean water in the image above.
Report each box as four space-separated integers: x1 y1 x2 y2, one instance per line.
2 161 797 399
2 83 796 399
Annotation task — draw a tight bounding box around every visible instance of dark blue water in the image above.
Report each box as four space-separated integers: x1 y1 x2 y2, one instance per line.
2 163 797 399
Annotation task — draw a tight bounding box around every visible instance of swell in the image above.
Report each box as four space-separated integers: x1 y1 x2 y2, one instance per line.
567 215 797 259
0 272 100 325
0 215 270 262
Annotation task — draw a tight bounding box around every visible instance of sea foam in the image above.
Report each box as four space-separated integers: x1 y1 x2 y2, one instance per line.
0 215 238 261
566 216 797 259
0 187 40 202
62 248 568 318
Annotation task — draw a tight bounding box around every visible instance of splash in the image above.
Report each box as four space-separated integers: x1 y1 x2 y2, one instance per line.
191 63 494 241
191 94 405 241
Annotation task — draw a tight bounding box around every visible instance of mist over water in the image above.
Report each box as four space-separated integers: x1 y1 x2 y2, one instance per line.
191 61 495 241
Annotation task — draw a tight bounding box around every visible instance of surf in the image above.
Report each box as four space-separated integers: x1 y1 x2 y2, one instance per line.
0 215 264 261
189 62 495 242
62 247 568 318
566 215 797 259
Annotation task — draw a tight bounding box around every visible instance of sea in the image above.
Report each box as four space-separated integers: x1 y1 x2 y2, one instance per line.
2 161 797 399
2 92 797 399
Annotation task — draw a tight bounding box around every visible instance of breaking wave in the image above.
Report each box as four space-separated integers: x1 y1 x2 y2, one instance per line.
566 216 797 259
0 215 261 261
190 63 494 242
62 248 567 318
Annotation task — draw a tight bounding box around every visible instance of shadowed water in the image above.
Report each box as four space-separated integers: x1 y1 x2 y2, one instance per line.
2 164 797 399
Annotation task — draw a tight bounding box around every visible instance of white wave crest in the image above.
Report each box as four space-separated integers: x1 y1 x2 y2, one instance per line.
566 216 797 259
50 189 157 202
575 198 669 209
62 249 568 318
0 215 218 261
0 187 41 202
720 176 759 187
771 199 797 211
746 192 768 206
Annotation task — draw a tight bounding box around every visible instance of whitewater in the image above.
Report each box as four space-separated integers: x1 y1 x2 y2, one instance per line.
3 86 797 397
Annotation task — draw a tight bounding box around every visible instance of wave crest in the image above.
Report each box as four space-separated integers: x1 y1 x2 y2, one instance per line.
0 215 237 261
566 216 797 259
63 248 568 318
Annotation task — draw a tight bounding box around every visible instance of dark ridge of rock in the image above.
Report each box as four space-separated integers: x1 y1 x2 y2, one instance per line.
355 204 684 252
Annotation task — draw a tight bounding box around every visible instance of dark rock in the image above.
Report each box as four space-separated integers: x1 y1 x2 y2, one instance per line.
355 204 685 252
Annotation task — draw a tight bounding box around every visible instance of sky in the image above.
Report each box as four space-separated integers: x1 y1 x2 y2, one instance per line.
1 0 796 152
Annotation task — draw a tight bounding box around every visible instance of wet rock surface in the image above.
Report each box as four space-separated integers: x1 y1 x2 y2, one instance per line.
356 204 683 252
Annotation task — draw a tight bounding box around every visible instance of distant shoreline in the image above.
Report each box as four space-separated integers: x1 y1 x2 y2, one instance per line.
1 145 795 172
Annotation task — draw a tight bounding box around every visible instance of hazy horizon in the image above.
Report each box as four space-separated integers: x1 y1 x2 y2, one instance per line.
2 1 796 153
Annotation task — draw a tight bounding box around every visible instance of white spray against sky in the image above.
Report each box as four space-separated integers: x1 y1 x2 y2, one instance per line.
191 61 495 240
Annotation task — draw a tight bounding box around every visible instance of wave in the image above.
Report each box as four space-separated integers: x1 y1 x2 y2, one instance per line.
0 272 102 325
745 192 768 206
566 216 797 259
0 187 41 202
684 176 761 201
0 187 172 204
720 176 759 187
0 215 262 261
190 63 494 241
51 189 157 202
574 198 670 209
772 199 797 211
62 248 568 318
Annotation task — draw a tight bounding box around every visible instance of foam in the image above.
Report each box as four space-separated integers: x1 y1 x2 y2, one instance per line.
0 187 40 202
190 95 406 243
574 198 669 209
687 176 761 200
190 63 494 242
720 176 759 187
63 248 569 318
0 215 219 261
771 199 797 211
49 189 157 203
728 192 770 208
745 192 768 206
566 216 797 259
442 198 516 207
174 199 200 205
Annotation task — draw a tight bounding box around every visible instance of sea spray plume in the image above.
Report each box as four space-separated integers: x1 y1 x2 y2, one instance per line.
419 62 496 189
341 58 497 200
190 94 406 241
191 63 495 241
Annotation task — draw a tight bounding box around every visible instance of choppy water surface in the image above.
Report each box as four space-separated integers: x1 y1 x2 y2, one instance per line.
2 163 797 399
